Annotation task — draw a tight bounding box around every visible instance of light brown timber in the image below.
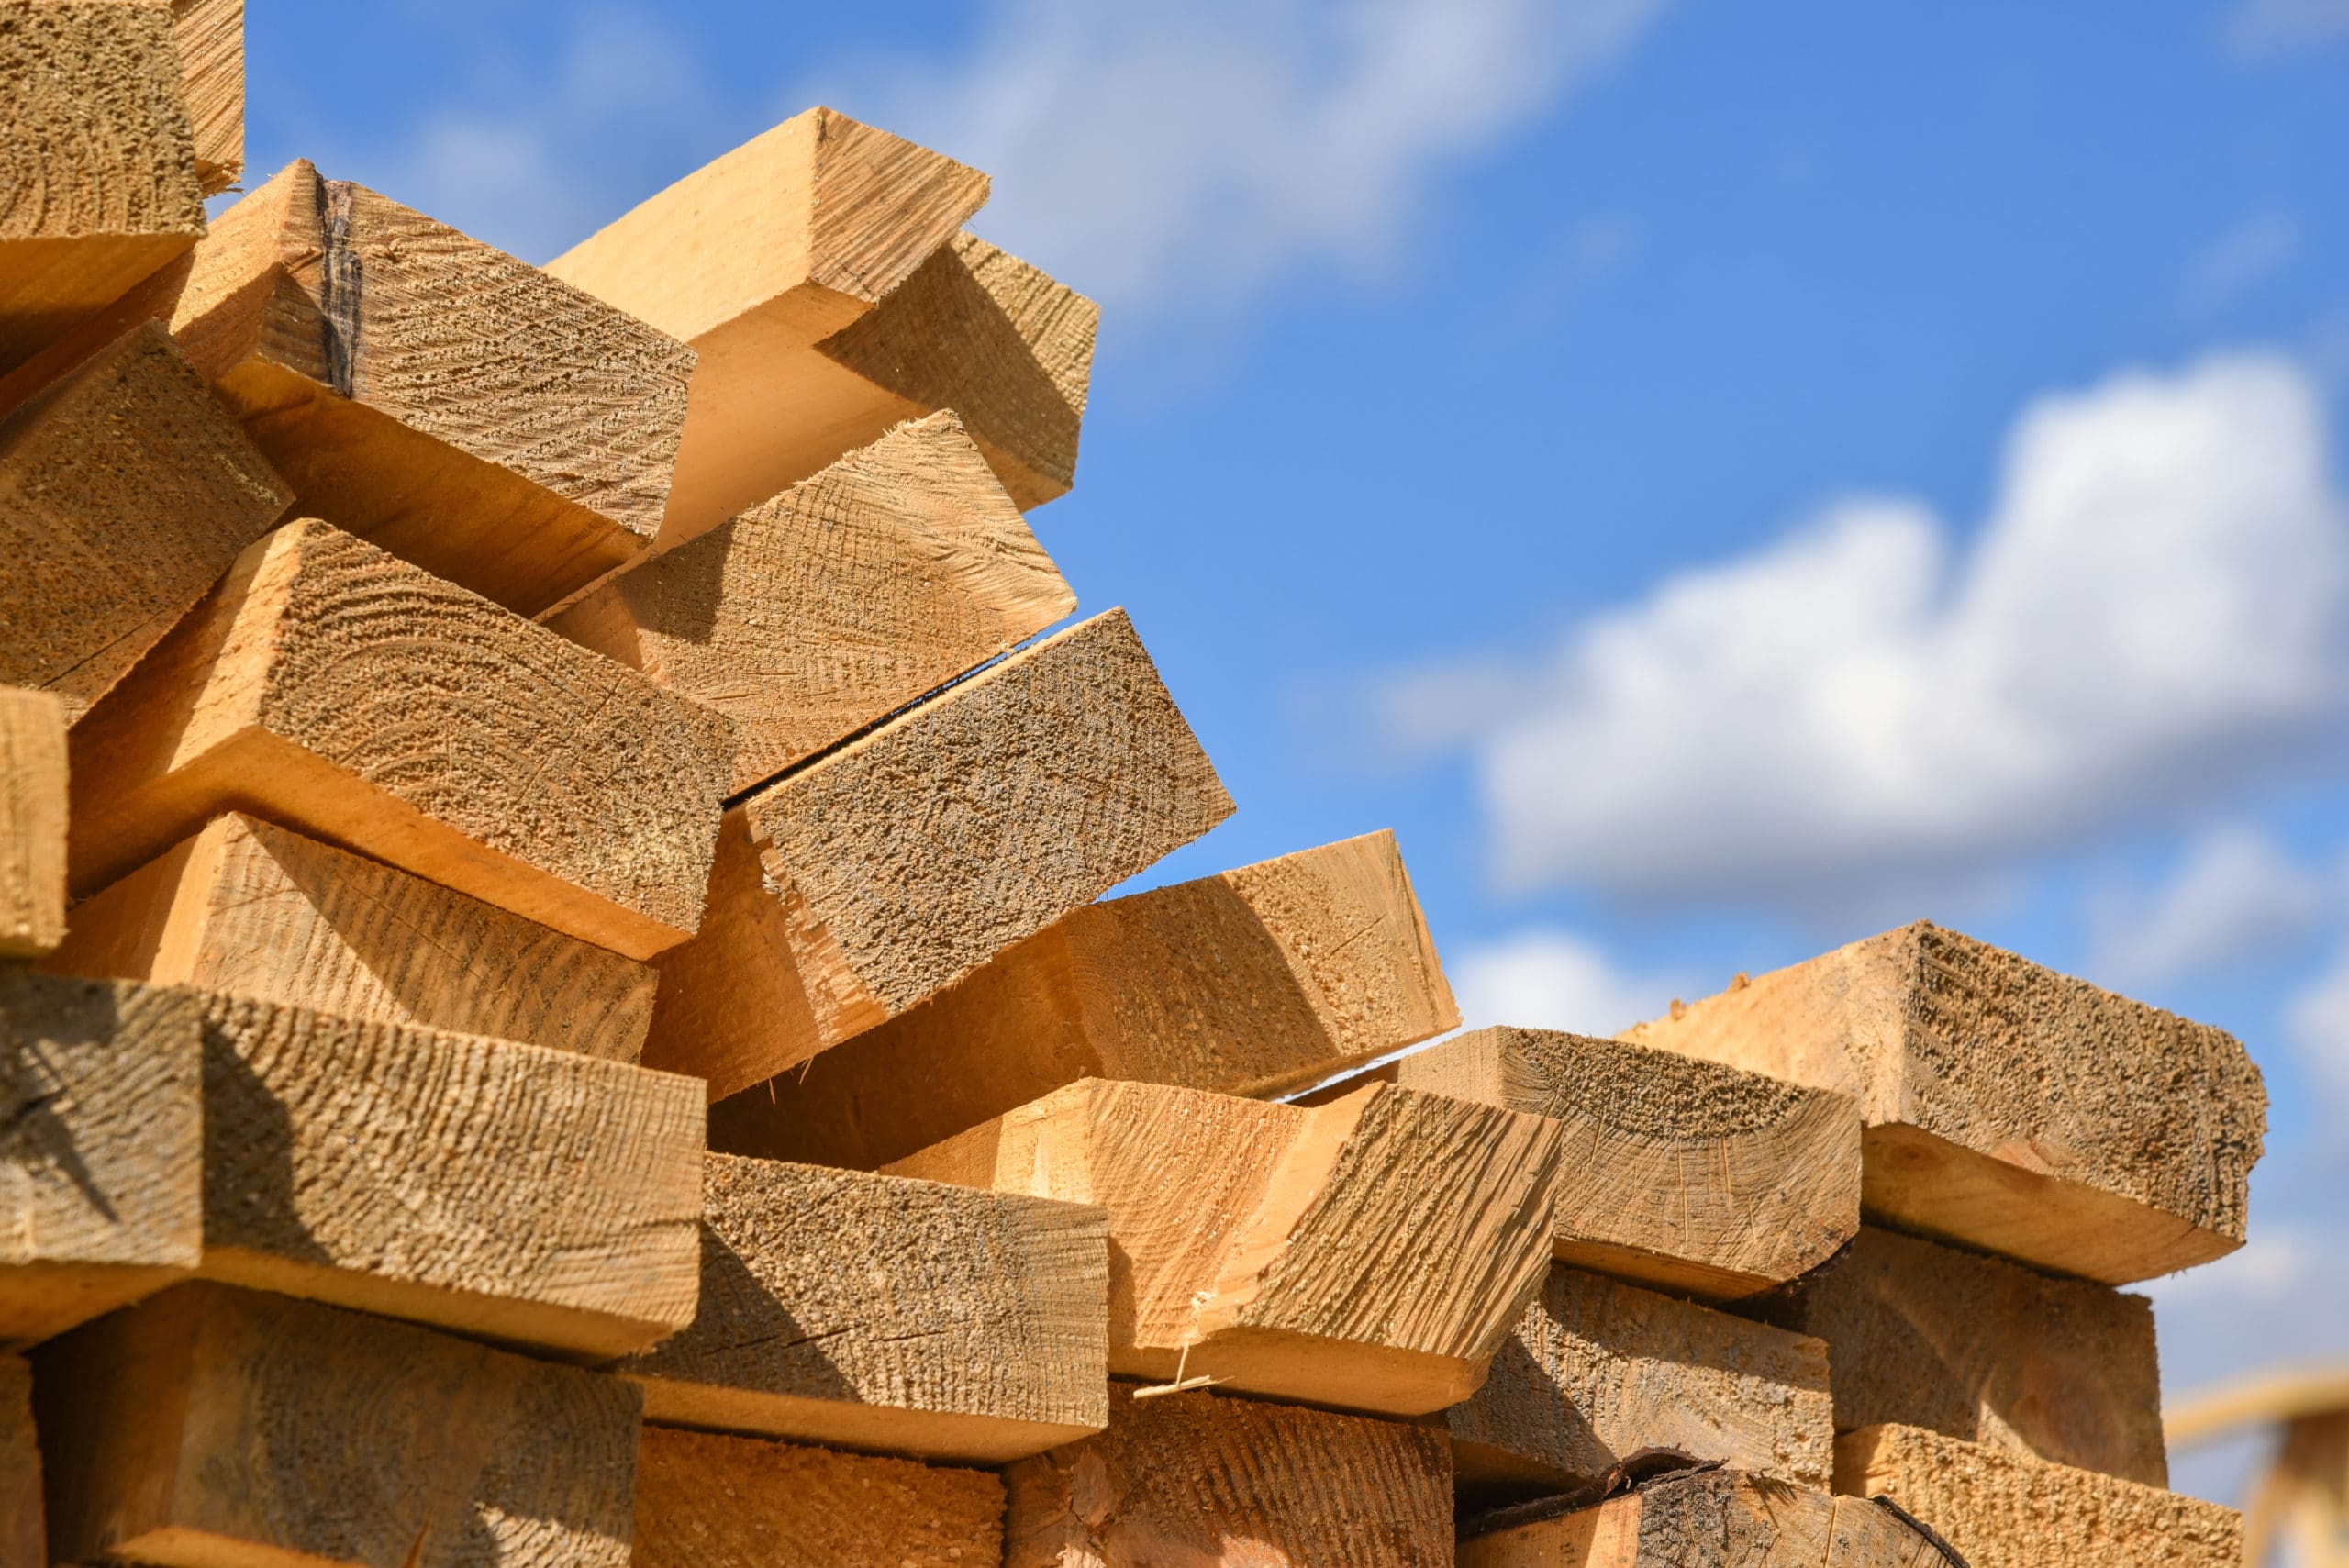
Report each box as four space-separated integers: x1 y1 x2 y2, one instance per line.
0 1 206 376
0 688 66 958
646 608 1230 1101
714 828 1455 1170
548 410 1074 795
0 970 199 1346
195 993 705 1360
1395 1026 1859 1300
634 1426 1006 1568
0 1356 38 1568
1834 1423 2243 1568
1622 921 2266 1283
613 1153 1108 1464
66 519 736 959
1755 1223 2168 1486
1448 1262 1833 1495
1005 1384 1453 1568
35 1281 641 1568
11 158 696 614
49 812 659 1061
1459 1469 1946 1568
173 0 242 195
888 1078 1563 1417
0 320 290 720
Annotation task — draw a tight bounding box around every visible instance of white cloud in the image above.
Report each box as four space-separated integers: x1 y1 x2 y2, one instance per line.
2227 0 2349 55
2181 213 2299 312
2090 826 2327 989
807 0 1670 318
1447 928 1688 1037
2287 939 2349 1110
1376 352 2349 914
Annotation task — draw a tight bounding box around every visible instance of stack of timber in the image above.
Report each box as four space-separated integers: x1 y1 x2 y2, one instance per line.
0 12 2272 1566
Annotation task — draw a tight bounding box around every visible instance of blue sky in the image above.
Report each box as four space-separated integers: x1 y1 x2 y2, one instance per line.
243 0 2348 1507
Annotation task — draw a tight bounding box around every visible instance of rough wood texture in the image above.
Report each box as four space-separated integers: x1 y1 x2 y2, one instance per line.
0 1356 38 1568
1005 1384 1453 1568
715 829 1456 1171
23 158 697 614
648 608 1230 1101
1835 1423 2243 1568
0 1 206 376
50 812 659 1061
0 970 199 1346
614 1154 1108 1464
36 1282 642 1568
195 993 705 1359
1621 922 2266 1284
67 518 735 959
1461 1470 1944 1568
547 107 1071 543
173 0 241 195
890 1078 1563 1416
634 1425 1007 1568
548 410 1073 795
0 687 65 958
1396 1027 1859 1301
1449 1263 1834 1496
0 319 290 720
1754 1224 2167 1487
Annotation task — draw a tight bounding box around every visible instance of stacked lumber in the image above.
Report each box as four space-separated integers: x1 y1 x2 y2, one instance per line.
0 16 2271 1567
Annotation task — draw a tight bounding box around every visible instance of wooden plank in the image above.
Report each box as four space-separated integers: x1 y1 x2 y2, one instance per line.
714 829 1457 1170
0 970 200 1346
0 1 206 376
195 993 705 1360
1007 1384 1452 1568
549 107 1088 545
13 159 697 615
1621 922 2266 1283
49 812 659 1061
35 1281 641 1567
67 518 736 959
0 1357 39 1568
1448 1262 1833 1496
1756 1223 2168 1487
889 1078 1563 1417
1835 1423 2243 1568
635 1425 1006 1568
1394 1026 1859 1301
647 608 1230 1101
0 319 291 720
548 409 1074 795
0 688 65 958
173 0 242 196
614 1154 1108 1464
1460 1470 1943 1567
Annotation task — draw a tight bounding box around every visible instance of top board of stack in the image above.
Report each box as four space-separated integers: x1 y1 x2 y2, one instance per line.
0 6 2270 1566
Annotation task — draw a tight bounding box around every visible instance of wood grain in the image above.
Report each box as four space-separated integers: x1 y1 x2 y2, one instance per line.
50 812 660 1061
1835 1423 2243 1568
172 0 241 195
68 518 736 958
0 687 65 958
890 1078 1564 1417
196 993 706 1360
35 1281 642 1568
647 607 1230 1100
716 829 1457 1171
1461 1470 1943 1567
0 969 200 1346
1447 1262 1833 1496
0 0 206 375
0 1356 38 1568
0 319 290 719
1392 1027 1859 1300
616 1154 1106 1463
549 409 1073 795
1622 922 2267 1283
1755 1224 2168 1486
634 1426 1006 1568
546 106 1004 543
1005 1384 1453 1568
